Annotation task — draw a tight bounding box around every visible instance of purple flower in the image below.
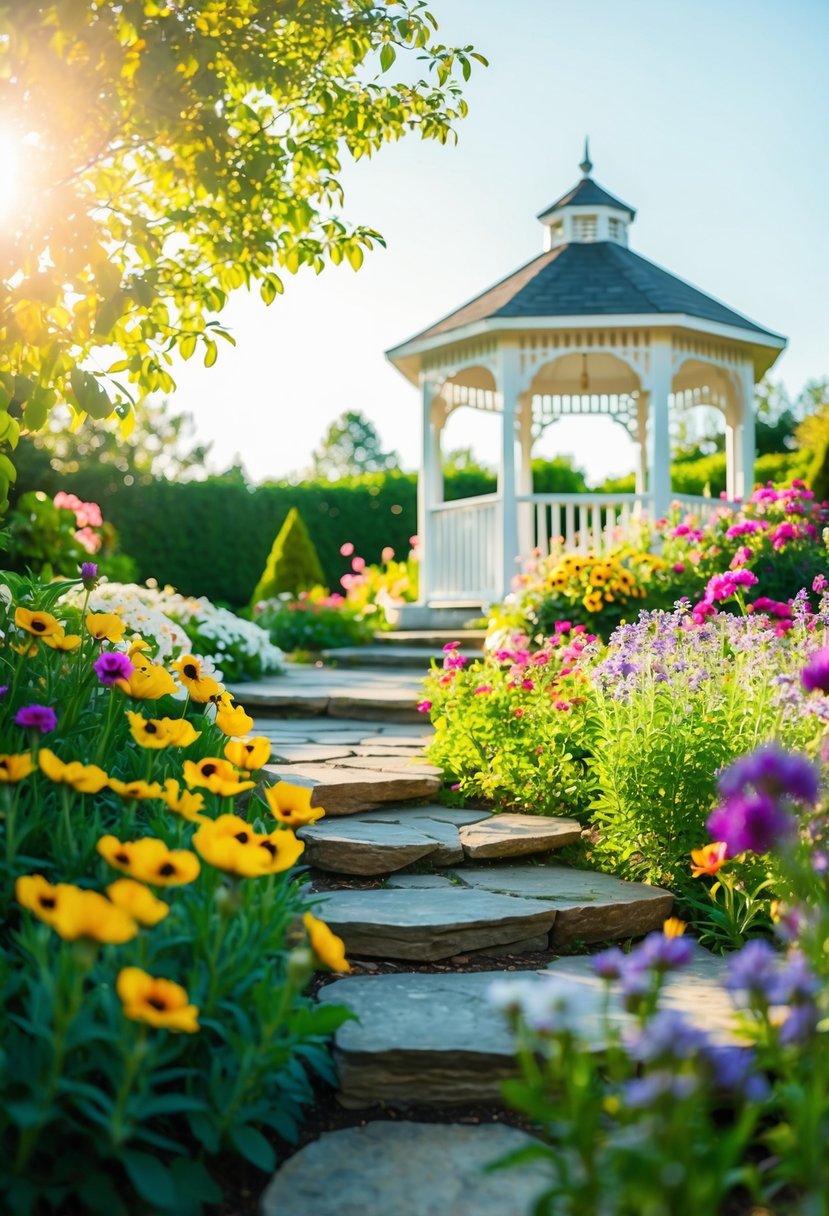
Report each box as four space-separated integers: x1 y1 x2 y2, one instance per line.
0 685 8 699
717 745 820 806
802 648 829 695
702 1045 769 1101
627 1010 710 1063
623 1071 698 1108
636 931 695 972
416 700 432 714
724 939 778 1002
592 946 626 980
707 791 794 856
80 561 99 586
779 1002 819 1045
93 651 133 686
15 704 57 733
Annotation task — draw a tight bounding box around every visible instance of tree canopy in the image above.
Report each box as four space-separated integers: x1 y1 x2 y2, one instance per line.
310 409 400 479
0 1 483 508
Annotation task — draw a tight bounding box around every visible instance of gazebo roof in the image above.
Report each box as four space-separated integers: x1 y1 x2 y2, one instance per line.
537 177 636 220
393 241 785 349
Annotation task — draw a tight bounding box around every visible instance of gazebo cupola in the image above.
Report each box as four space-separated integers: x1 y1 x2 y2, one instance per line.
387 144 787 616
538 140 635 249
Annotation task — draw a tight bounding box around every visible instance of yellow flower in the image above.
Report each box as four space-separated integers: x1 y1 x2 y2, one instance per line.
14 607 63 638
117 967 199 1033
192 813 304 877
0 752 34 783
690 842 728 878
42 633 82 651
10 640 39 656
173 656 222 703
161 778 207 823
223 736 271 770
108 777 164 801
264 781 325 828
97 835 201 886
126 713 202 750
183 757 255 797
582 591 604 613
106 879 169 926
16 875 138 944
303 912 351 973
38 749 109 793
214 697 254 737
662 917 687 939
116 661 179 701
85 613 127 643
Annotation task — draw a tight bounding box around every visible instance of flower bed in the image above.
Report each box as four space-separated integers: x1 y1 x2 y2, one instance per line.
0 569 348 1213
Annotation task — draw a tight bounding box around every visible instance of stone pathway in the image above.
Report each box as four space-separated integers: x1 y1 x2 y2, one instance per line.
242 652 733 1214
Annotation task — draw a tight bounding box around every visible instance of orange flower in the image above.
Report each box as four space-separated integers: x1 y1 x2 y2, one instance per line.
690 842 729 878
662 917 687 939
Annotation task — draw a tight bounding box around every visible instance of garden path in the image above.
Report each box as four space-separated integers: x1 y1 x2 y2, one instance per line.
243 648 734 1216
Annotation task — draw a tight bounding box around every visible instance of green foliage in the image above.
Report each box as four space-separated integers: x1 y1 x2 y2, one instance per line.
0 570 349 1214
5 489 137 583
0 1 484 498
251 508 325 604
254 594 375 653
597 449 808 496
309 410 400 480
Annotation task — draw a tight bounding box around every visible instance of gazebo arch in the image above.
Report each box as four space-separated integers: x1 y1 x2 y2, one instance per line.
387 142 787 612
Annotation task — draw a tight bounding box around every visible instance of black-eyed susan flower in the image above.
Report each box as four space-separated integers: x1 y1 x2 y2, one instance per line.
303 912 351 973
0 752 34 783
192 814 304 877
38 748 109 793
42 632 82 652
264 781 325 828
106 879 169 926
161 779 207 823
85 612 127 643
126 711 201 749
14 607 64 638
183 757 255 797
116 661 179 700
173 656 222 703
214 698 254 737
223 736 271 770
116 967 199 1033
97 835 201 886
16 875 138 943
108 777 164 802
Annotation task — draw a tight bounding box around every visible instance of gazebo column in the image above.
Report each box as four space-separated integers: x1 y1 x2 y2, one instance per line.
497 344 521 597
635 393 649 499
647 337 673 519
735 363 756 500
724 405 738 501
517 394 535 555
417 375 444 605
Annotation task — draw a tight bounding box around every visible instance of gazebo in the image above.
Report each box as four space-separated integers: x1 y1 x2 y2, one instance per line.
386 143 787 612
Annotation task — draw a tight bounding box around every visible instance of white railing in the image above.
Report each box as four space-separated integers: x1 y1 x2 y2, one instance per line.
518 493 653 556
430 494 499 600
670 493 738 523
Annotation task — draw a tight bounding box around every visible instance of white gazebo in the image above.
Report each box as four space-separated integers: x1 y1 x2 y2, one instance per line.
386 143 787 612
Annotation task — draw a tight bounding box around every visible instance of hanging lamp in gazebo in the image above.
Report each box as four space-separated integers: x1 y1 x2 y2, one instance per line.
386 142 786 613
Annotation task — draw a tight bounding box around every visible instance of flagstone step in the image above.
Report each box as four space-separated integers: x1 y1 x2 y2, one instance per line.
433 864 673 945
232 664 424 721
300 809 581 875
330 755 443 777
314 887 558 961
263 763 442 816
321 645 481 669
260 1121 548 1216
372 629 487 650
318 955 732 1108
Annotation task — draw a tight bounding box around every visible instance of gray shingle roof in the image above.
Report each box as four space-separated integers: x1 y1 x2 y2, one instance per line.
538 177 636 219
407 241 784 344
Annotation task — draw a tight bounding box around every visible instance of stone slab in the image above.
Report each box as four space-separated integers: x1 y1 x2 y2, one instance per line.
459 813 582 860
332 756 444 777
315 886 557 961
359 732 435 746
298 819 440 876
272 744 355 763
263 764 442 816
449 864 673 944
319 953 735 1109
260 1122 549 1216
367 804 491 827
384 873 457 890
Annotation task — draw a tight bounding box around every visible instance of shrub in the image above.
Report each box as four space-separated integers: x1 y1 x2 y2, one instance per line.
5 489 137 583
0 570 349 1214
253 590 375 653
251 507 325 604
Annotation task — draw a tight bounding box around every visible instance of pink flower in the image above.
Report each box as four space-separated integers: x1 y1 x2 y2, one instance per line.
409 536 419 548
729 546 753 569
75 527 101 554
416 700 432 713
474 685 492 695
813 574 828 594
339 542 354 557
703 569 759 604
513 707 525 718
381 546 395 563
554 621 572 634
521 679 534 691
442 641 462 652
672 562 686 575
553 700 571 711
351 556 366 572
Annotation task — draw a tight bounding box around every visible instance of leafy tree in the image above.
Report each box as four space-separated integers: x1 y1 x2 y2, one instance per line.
0 2 484 509
251 506 325 603
310 410 400 479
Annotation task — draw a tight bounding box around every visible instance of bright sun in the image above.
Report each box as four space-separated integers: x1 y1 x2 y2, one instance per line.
0 129 28 220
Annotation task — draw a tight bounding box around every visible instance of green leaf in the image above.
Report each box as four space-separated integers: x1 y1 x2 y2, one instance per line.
346 244 364 271
203 339 218 368
169 1159 221 1204
228 1124 276 1173
69 369 112 420
122 1150 177 1209
379 43 396 72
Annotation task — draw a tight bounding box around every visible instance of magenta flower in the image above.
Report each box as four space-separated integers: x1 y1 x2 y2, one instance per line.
80 561 99 586
802 648 829 695
15 704 57 733
416 700 432 714
813 573 828 594
94 652 134 686
707 791 794 856
703 569 758 604
718 745 820 805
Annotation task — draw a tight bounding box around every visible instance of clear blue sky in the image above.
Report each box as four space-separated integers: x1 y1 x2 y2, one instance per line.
173 0 829 484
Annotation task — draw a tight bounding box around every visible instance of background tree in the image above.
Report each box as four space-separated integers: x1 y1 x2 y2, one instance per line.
0 2 483 508
310 410 400 480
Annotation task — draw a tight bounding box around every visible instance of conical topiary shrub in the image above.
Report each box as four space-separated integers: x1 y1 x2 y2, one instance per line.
250 507 326 605
809 440 829 505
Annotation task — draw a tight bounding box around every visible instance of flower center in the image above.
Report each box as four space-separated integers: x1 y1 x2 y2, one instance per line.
145 722 158 734
38 895 56 909
183 663 198 679
260 840 277 856
158 863 176 877
32 620 46 632
147 996 168 1011
115 851 129 864
234 831 250 843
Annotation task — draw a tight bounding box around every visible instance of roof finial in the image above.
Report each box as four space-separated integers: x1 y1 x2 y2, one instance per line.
579 136 593 179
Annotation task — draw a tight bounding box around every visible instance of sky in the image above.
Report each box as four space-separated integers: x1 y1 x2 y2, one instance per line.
171 0 829 485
